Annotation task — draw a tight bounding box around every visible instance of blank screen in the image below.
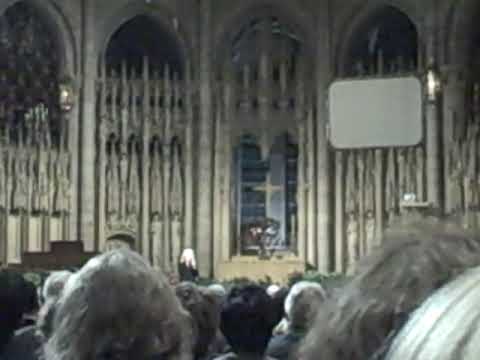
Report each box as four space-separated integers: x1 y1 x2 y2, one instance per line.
328 76 423 149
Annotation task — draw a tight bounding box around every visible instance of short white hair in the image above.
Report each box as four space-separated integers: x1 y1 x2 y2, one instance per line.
208 284 226 297
180 248 197 269
42 270 72 301
267 284 281 297
284 281 326 319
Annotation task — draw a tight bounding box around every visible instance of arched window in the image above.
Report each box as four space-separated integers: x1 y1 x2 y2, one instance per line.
230 16 303 77
345 6 418 77
235 133 298 255
105 15 183 76
0 1 62 145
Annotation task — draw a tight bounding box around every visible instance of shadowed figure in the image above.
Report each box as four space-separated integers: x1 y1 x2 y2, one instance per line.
385 265 480 360
297 219 480 360
175 282 221 360
41 248 194 360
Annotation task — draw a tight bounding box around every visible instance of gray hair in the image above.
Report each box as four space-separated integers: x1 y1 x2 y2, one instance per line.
386 265 480 360
207 284 226 298
284 281 326 319
42 271 72 302
297 220 480 360
43 248 193 360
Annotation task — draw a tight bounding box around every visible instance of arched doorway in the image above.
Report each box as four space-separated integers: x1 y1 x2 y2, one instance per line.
97 14 188 270
0 1 72 265
105 14 183 75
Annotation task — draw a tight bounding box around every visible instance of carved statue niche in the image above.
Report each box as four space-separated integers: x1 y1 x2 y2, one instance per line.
346 212 359 274
345 151 359 270
54 151 71 213
385 148 397 223
14 150 29 211
6 146 14 210
150 213 164 268
37 147 50 212
448 139 464 213
150 141 163 216
106 146 120 221
126 144 140 223
169 141 184 220
464 124 478 213
364 151 376 253
405 147 417 195
415 146 425 201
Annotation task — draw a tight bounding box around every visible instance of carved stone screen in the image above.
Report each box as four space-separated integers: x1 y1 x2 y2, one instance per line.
328 76 422 149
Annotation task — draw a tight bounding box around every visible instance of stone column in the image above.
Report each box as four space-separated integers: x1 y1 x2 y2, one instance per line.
441 66 466 213
334 151 344 273
316 3 332 272
79 0 97 249
183 62 194 250
196 0 213 277
425 11 442 210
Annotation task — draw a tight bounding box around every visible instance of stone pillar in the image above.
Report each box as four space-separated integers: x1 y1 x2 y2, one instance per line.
334 151 344 273
441 66 466 213
196 0 213 277
316 3 332 272
79 0 97 249
184 62 194 250
425 12 442 210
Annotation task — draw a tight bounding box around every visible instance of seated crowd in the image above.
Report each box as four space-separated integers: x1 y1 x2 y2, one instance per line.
2 219 480 360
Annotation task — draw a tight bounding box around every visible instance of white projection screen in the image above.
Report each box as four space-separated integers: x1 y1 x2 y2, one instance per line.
328 76 423 149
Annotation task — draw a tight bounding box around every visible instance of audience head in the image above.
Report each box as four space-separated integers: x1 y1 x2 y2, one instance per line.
44 248 193 360
208 284 226 298
297 220 480 360
220 284 277 357
180 249 197 269
270 286 289 332
266 284 280 297
286 282 326 333
175 282 220 359
0 270 36 352
385 265 480 360
41 271 72 303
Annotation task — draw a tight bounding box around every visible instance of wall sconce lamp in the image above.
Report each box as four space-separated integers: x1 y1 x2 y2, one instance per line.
426 66 441 103
59 78 76 113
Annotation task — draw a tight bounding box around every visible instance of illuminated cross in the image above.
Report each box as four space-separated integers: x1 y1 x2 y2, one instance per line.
252 173 283 212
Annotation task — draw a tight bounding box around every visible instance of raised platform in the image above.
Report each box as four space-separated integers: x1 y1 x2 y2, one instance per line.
216 255 306 284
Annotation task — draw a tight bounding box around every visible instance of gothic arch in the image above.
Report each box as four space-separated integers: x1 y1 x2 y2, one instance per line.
97 2 189 73
336 1 420 76
214 1 315 68
0 0 77 76
446 0 480 66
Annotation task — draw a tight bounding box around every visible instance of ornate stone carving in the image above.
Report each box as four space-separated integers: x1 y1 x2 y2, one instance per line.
449 139 464 212
106 150 120 218
170 143 184 219
346 212 359 273
127 149 140 217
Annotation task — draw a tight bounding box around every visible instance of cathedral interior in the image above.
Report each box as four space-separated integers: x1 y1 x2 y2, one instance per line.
0 0 478 280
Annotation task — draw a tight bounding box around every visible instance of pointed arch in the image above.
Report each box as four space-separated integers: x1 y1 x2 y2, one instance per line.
214 1 315 69
97 2 189 75
336 2 420 76
0 0 77 75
